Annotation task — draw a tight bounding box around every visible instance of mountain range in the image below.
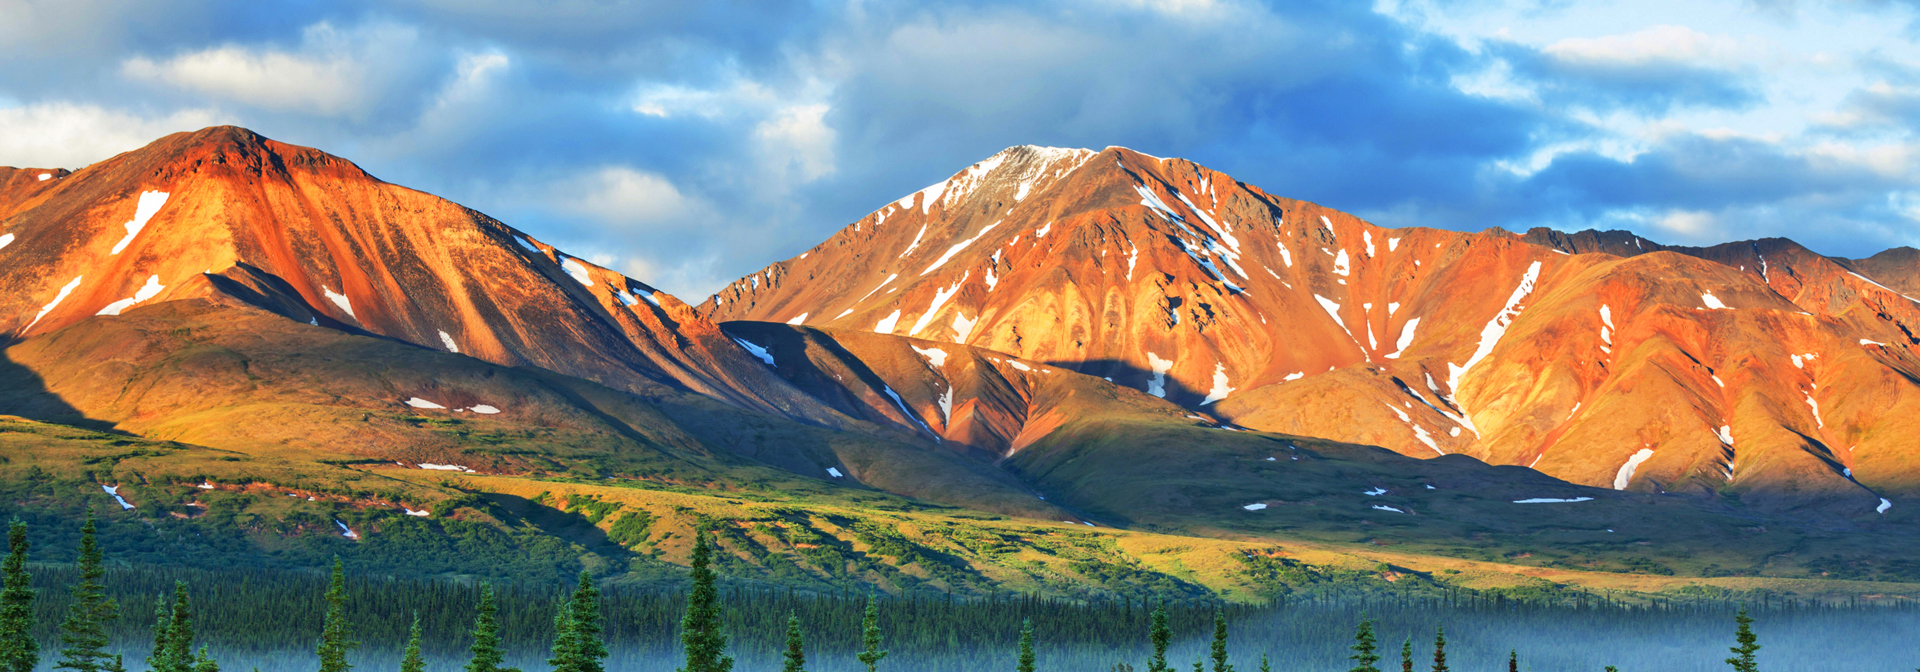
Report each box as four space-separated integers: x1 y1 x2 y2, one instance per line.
2 127 1916 597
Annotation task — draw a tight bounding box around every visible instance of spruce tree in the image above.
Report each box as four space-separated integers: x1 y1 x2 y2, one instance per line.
1190 656 1202 672
548 600 579 672
856 595 886 672
1725 607 1759 672
1146 603 1171 672
1016 618 1035 672
399 615 425 672
1400 637 1413 672
1429 627 1448 672
147 595 173 672
780 613 806 672
464 583 517 672
567 572 606 672
56 511 120 672
0 520 37 672
1209 607 1232 672
1258 655 1270 672
192 646 218 672
149 582 195 672
679 531 732 672
317 558 356 672
1506 650 1517 672
1348 620 1380 672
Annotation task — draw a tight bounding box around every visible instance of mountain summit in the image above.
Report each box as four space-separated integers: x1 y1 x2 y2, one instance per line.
704 144 1920 513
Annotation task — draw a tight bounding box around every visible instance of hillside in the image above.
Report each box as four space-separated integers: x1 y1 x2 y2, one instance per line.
703 145 1920 518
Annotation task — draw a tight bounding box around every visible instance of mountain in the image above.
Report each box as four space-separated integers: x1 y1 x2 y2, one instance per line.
7 127 1920 597
701 145 1920 516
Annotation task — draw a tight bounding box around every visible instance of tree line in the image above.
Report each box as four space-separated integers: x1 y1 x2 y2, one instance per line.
0 515 1807 672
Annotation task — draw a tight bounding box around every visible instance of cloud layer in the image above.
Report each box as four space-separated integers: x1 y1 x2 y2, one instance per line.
3 0 1919 298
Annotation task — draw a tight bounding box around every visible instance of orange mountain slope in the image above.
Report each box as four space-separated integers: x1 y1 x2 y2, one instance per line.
0 127 861 429
704 145 1920 514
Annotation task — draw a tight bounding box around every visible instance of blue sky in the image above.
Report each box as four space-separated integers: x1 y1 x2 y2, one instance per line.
3 0 1919 297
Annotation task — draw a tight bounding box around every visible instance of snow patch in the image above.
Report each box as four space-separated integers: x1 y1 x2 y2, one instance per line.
561 258 597 286
468 405 500 414
1715 425 1734 446
1145 352 1174 398
110 191 169 255
909 272 969 335
1444 261 1542 434
1385 317 1420 359
827 467 844 478
1512 497 1594 504
322 286 354 319
403 508 430 517
898 224 929 259
874 309 903 334
1199 362 1235 405
1614 449 1654 490
96 275 165 316
1878 498 1893 514
923 222 1000 275
1283 372 1304 381
911 345 948 367
882 386 936 438
0 233 12 251
936 386 954 424
1333 249 1351 276
418 463 473 472
1388 237 1399 252
1242 503 1268 511
37 173 51 181
1861 338 1887 346
406 397 447 410
26 275 84 331
786 313 809 325
1701 292 1728 310
438 330 460 353
951 312 977 342
1275 241 1292 267
1804 392 1823 429
1363 231 1375 257
1371 505 1406 513
1364 487 1387 496
102 485 134 510
733 338 775 367
335 520 359 540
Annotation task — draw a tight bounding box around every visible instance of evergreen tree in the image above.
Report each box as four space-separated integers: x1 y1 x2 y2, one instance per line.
1207 607 1232 672
1259 654 1270 672
0 520 38 672
780 613 806 672
149 582 196 672
856 595 886 672
1190 656 1203 672
1429 627 1448 672
56 511 120 672
192 646 218 672
1506 650 1517 672
147 595 172 672
1725 607 1759 672
316 558 356 672
1016 618 1035 672
1347 620 1380 672
1146 603 1171 672
568 572 606 672
399 615 425 672
1400 637 1413 672
548 600 579 672
463 583 518 672
679 532 732 672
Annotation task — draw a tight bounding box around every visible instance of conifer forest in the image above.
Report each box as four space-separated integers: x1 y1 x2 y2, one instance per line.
0 516 1913 672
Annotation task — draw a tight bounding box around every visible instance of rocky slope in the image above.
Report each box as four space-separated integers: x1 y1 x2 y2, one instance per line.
704 145 1920 515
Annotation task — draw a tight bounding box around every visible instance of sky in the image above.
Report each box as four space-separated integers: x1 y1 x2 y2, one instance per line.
3 0 1920 299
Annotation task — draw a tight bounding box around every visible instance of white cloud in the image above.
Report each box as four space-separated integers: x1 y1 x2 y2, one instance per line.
1542 25 1758 68
1652 209 1718 236
120 22 421 119
754 103 837 183
555 166 703 226
0 102 227 168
